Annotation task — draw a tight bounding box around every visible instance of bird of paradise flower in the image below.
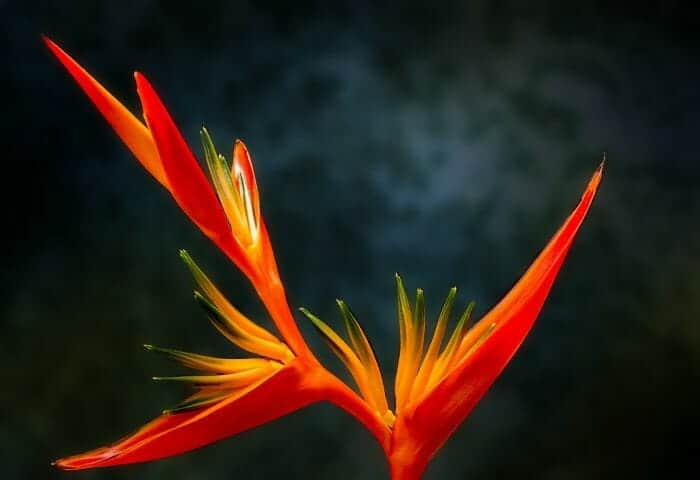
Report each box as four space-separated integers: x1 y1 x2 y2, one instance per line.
45 37 603 479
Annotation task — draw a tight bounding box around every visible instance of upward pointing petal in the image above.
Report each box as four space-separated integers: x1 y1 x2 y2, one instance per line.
133 73 251 275
43 37 169 189
395 164 603 472
179 249 282 345
232 139 260 242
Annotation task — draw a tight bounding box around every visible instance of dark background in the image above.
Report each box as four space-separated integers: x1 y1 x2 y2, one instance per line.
3 1 699 478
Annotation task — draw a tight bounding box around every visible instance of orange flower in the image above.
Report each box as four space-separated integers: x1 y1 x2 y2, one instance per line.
46 37 602 478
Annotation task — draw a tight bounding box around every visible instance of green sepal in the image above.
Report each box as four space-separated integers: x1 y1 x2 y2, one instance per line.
458 300 476 330
420 287 457 374
179 249 214 294
439 301 474 364
413 288 426 358
395 274 412 350
432 287 457 349
194 291 247 345
336 299 377 367
143 344 261 373
299 307 355 368
162 392 231 414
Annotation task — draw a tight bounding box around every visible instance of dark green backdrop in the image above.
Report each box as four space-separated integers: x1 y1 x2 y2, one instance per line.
3 1 699 478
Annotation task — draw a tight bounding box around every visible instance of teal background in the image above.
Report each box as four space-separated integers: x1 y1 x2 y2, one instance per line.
3 1 699 478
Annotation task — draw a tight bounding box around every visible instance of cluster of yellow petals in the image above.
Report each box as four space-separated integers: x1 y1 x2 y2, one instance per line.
301 274 496 426
145 250 292 414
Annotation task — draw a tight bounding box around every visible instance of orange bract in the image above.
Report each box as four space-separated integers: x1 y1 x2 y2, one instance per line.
47 37 602 479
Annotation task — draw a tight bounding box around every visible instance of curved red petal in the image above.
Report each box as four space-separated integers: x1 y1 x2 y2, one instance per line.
396 164 603 471
54 359 320 469
133 73 253 275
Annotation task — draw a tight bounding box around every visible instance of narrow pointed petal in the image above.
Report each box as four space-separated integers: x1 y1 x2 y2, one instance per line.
338 301 373 365
411 287 457 398
411 289 426 368
299 307 378 408
143 344 275 373
164 391 234 414
133 73 251 275
43 37 169 189
337 300 389 414
201 129 241 221
232 140 260 241
195 292 292 362
151 364 279 387
394 165 603 473
423 301 473 394
439 302 475 372
179 250 281 344
394 274 415 411
54 359 321 470
395 274 412 354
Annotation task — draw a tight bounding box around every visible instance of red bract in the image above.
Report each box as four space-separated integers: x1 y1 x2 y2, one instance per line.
47 37 602 479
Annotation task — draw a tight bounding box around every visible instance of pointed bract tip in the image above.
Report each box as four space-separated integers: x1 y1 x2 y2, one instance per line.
299 307 320 323
42 35 61 54
579 160 604 202
133 71 152 96
42 36 67 61
193 290 209 303
143 343 154 351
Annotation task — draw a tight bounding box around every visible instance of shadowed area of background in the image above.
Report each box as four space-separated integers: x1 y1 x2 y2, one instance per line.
2 1 699 478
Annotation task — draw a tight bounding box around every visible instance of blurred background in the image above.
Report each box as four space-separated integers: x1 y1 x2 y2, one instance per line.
3 1 699 478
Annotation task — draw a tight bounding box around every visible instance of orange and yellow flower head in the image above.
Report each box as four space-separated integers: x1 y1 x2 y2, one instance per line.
45 37 602 479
